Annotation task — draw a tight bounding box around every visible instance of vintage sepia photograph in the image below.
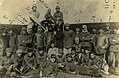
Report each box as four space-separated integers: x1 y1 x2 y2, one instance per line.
0 0 119 78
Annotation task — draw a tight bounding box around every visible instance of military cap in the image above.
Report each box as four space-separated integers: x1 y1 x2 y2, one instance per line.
56 5 60 9
6 48 12 53
51 54 56 58
82 25 87 29
32 4 37 9
64 23 70 27
27 48 33 52
38 47 44 51
16 49 23 54
21 27 27 31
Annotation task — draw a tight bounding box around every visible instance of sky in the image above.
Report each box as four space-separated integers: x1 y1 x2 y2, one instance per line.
0 0 119 25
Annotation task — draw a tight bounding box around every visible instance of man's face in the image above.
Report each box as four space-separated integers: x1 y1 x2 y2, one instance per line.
17 53 22 57
74 37 79 44
106 26 110 30
38 29 43 33
56 8 60 12
32 7 37 11
67 57 72 62
90 53 95 59
48 9 51 13
22 30 26 34
51 43 55 48
78 53 82 59
50 58 56 63
76 28 80 32
28 52 33 56
65 26 69 30
6 52 12 57
9 30 13 34
39 51 43 54
58 49 63 54
99 29 104 34
71 50 75 54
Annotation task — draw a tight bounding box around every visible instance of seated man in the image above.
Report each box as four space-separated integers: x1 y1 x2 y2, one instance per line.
24 48 38 76
64 54 76 75
56 48 65 72
11 49 25 77
48 42 58 58
42 54 58 77
35 47 48 77
0 48 14 77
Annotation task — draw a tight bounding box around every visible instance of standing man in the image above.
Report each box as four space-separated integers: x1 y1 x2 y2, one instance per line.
95 29 108 59
1 27 10 56
29 4 40 33
63 23 75 55
44 8 54 22
53 5 64 30
17 27 27 52
80 25 92 53
109 28 119 72
34 26 46 49
9 29 17 54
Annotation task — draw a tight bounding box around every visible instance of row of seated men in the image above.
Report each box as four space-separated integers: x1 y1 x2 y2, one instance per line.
0 46 109 78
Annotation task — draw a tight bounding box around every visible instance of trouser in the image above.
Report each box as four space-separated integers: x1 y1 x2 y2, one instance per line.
109 52 119 68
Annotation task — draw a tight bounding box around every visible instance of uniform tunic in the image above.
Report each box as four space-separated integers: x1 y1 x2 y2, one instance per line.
63 30 75 48
80 31 91 51
96 34 108 55
24 55 37 75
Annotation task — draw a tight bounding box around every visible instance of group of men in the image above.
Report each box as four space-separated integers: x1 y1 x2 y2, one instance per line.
0 4 119 78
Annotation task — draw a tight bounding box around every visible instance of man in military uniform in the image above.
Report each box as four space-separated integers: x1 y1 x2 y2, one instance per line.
35 47 47 77
12 49 25 75
24 48 38 76
42 54 58 77
95 29 108 59
29 4 40 33
34 26 46 49
63 23 75 55
17 27 27 52
26 23 35 48
0 48 14 77
1 27 10 56
109 28 119 72
54 28 64 48
75 27 80 38
44 8 54 22
64 54 76 75
9 29 17 53
48 42 58 58
53 5 64 30
80 25 92 52
73 37 81 53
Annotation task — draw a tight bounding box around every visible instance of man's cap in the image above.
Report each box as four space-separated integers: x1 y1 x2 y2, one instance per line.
6 48 12 53
27 48 33 52
56 5 60 9
82 25 87 29
32 4 37 8
64 23 70 27
21 27 27 31
51 54 56 58
16 49 23 54
38 47 44 51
